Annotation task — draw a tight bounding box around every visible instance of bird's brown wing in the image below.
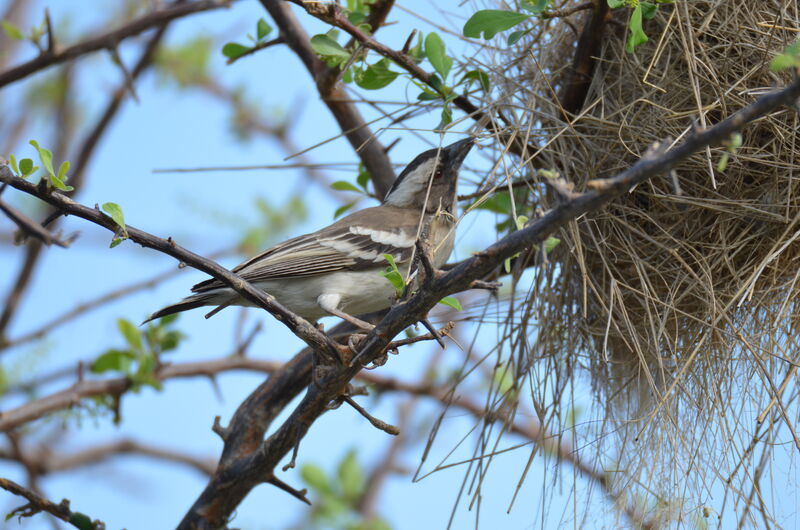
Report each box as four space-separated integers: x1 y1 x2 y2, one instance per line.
191 206 422 293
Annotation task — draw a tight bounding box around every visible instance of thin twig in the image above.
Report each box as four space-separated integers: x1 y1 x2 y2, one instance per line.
0 0 231 88
0 477 105 529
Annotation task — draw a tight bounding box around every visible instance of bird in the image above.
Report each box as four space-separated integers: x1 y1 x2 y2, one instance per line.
144 137 474 329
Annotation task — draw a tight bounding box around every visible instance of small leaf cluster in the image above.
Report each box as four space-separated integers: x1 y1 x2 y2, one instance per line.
1 16 48 51
90 315 185 391
462 1 672 52
304 1 490 129
8 139 72 191
299 450 391 530
221 18 273 62
607 0 673 53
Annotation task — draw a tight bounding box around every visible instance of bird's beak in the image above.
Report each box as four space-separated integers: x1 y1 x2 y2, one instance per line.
443 137 475 170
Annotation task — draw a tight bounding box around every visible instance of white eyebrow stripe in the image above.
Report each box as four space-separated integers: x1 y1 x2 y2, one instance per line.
350 226 415 248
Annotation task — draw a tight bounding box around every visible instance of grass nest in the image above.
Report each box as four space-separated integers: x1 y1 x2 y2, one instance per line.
478 0 800 521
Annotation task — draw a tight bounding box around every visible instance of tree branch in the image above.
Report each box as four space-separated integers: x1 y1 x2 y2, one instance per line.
0 166 342 362
0 439 216 477
177 76 800 528
287 0 484 122
258 0 397 196
0 13 175 342
0 0 231 88
0 477 105 529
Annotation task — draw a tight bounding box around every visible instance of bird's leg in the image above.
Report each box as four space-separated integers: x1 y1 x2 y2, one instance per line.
317 293 375 330
326 307 375 331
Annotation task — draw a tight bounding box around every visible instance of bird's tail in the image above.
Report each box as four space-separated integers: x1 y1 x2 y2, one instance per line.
142 292 221 325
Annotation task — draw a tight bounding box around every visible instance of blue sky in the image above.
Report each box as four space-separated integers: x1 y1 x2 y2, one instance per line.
2 1 798 529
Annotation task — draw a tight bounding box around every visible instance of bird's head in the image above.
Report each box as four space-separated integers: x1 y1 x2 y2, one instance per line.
384 138 474 213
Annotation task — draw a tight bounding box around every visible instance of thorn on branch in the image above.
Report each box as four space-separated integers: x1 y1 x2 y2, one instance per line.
266 475 311 505
401 29 417 54
212 415 230 441
418 316 446 349
44 8 56 55
343 395 400 435
282 439 302 471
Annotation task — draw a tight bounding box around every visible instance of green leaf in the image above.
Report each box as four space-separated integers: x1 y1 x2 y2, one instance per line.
417 90 441 101
91 349 135 374
109 237 123 248
159 313 179 326
301 464 332 494
407 33 425 62
338 450 365 502
514 215 529 230
472 191 512 214
356 165 371 189
334 202 356 219
68 512 94 530
607 0 627 7
331 180 362 193
256 18 272 40
625 4 648 53
1 21 23 40
356 58 400 90
770 54 797 72
425 32 453 80
49 174 74 191
118 318 143 351
461 69 491 92
29 139 54 176
102 202 128 237
771 41 800 71
159 330 183 352
310 34 350 61
437 104 453 130
57 160 70 181
507 28 532 45
544 236 561 253
8 154 18 174
438 296 463 311
463 10 530 40
222 42 251 60
640 1 658 19
18 158 33 176
381 253 405 297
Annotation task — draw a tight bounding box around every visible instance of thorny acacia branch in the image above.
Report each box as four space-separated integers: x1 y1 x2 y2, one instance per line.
0 0 231 88
175 77 800 528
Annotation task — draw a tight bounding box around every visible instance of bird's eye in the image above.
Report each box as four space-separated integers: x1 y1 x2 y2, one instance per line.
434 168 444 179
